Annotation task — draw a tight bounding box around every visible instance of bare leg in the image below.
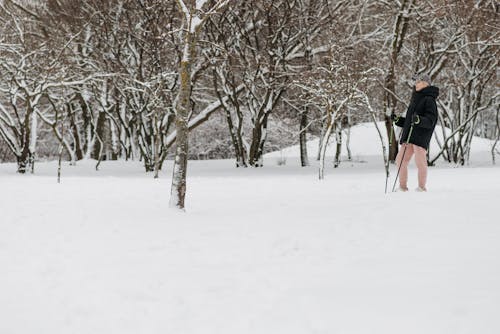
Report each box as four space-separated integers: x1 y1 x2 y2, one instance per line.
395 143 414 190
413 144 428 189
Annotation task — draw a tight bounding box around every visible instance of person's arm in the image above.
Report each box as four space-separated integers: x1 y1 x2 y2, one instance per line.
413 97 437 129
391 114 406 127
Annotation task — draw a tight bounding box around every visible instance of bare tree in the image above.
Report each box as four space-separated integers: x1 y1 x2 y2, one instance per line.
296 46 372 179
381 0 415 162
426 1 499 165
0 0 497 180
170 0 231 210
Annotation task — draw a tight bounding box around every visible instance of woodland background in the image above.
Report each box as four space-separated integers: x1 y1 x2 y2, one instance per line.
0 0 498 176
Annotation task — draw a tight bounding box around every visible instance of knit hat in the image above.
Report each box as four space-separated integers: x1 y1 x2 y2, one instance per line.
412 73 431 84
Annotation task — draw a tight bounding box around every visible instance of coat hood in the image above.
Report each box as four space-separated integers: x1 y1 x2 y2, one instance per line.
418 86 439 99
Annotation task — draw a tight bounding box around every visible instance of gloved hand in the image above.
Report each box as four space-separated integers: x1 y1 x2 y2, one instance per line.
412 114 420 124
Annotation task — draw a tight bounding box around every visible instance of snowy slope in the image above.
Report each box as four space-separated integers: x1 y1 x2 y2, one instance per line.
1 146 499 334
265 122 494 162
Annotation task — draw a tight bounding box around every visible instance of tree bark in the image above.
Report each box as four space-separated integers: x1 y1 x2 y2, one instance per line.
68 103 84 161
334 125 342 168
169 33 195 210
383 0 414 162
17 105 34 173
299 110 309 167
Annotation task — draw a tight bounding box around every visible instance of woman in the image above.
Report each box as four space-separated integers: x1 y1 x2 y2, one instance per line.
391 74 439 192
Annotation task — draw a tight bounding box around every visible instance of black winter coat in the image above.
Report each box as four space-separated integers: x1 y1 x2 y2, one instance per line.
394 86 439 150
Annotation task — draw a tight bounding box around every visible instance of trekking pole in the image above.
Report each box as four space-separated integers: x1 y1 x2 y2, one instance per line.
391 123 414 192
384 123 395 194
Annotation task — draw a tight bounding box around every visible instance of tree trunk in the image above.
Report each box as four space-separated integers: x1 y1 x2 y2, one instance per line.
248 114 270 167
383 0 413 162
334 125 342 168
299 110 309 167
345 123 352 161
492 106 499 165
153 113 161 178
68 103 84 161
169 33 195 210
17 105 34 173
91 111 106 160
385 116 398 162
319 108 333 180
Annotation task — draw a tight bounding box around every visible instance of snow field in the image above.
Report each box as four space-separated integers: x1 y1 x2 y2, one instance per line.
1 123 499 333
1 156 499 334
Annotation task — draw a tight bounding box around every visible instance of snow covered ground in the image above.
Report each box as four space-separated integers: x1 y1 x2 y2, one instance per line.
265 122 495 162
1 123 499 334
